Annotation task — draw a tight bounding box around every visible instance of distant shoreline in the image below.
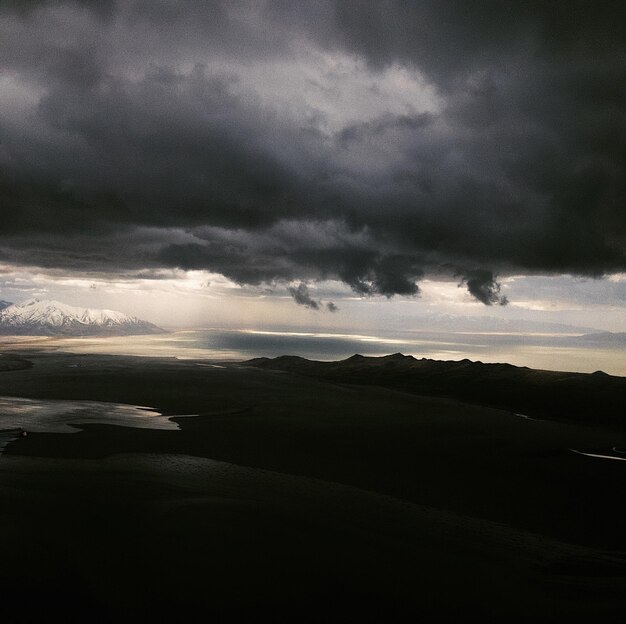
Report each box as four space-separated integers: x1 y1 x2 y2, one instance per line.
2 349 625 427
2 326 625 376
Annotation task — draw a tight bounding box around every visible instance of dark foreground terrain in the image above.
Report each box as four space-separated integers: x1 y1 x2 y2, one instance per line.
248 353 626 425
0 351 625 621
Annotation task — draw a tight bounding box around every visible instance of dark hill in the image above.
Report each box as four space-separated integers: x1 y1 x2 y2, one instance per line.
245 354 626 426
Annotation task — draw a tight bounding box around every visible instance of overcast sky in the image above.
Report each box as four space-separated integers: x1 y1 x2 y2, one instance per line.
0 1 624 331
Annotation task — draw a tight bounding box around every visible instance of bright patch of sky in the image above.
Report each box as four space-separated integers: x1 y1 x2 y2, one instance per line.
1 265 624 333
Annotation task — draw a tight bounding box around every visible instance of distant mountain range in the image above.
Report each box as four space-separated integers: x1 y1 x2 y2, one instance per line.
577 331 626 344
0 299 163 336
402 311 599 335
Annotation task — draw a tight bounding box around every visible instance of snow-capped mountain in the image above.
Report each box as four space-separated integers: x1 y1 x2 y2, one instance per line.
0 300 12 311
0 299 164 336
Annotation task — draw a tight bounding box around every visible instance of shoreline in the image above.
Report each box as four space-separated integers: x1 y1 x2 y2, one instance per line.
2 327 625 376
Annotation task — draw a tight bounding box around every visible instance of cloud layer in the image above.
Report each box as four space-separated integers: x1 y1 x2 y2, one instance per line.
0 1 624 304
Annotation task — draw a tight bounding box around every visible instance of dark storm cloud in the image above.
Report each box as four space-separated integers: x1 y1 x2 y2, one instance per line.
336 112 432 147
0 1 624 304
287 282 338 312
460 270 508 307
288 283 320 310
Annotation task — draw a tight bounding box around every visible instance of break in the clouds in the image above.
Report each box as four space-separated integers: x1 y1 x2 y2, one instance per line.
0 1 624 305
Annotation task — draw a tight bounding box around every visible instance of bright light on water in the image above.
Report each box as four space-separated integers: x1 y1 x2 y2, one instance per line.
1 329 624 376
0 396 181 455
0 396 178 433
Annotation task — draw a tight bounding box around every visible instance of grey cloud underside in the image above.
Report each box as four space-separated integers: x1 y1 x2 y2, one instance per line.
288 283 338 313
460 270 508 307
288 283 319 310
0 1 624 304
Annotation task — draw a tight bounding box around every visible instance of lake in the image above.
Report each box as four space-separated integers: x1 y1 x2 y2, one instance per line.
1 328 624 376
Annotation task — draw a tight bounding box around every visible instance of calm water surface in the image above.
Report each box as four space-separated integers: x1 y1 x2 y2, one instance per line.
1 328 622 376
0 396 179 454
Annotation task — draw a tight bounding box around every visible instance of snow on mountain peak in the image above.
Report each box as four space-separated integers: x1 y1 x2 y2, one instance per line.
0 298 163 336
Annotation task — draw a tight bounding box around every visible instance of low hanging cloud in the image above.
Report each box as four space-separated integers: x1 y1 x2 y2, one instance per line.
288 283 320 310
460 270 508 306
0 1 623 306
288 283 338 312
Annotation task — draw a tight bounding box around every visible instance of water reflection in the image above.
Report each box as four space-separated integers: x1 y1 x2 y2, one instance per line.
1 328 624 376
570 448 626 462
0 396 178 437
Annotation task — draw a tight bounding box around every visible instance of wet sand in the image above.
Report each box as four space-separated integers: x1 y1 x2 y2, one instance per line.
1 351 625 621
